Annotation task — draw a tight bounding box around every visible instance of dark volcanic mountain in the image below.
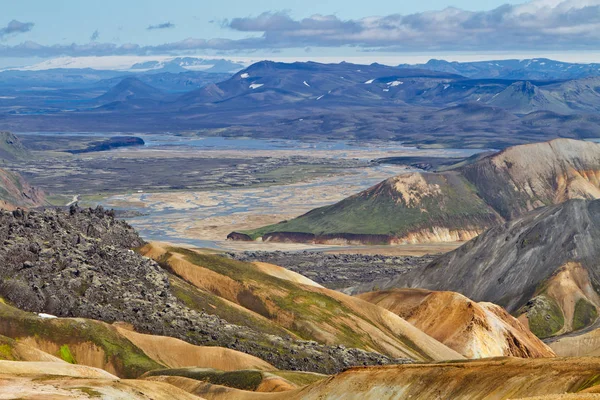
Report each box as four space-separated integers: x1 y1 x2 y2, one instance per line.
379 199 600 339
177 60 462 108
233 139 600 245
95 77 165 103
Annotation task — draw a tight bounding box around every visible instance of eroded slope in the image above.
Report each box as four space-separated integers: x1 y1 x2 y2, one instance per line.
384 199 600 337
141 243 463 363
357 289 555 358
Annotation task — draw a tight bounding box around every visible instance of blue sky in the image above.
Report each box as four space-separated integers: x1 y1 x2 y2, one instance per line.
2 0 528 46
1 0 600 66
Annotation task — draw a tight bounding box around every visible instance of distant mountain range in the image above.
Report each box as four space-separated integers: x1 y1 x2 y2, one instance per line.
2 59 600 147
399 58 600 80
4 56 246 74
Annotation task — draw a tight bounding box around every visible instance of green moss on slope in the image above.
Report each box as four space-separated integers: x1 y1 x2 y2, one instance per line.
169 274 292 338
240 172 497 240
59 344 76 364
573 299 598 331
0 302 163 378
525 295 565 339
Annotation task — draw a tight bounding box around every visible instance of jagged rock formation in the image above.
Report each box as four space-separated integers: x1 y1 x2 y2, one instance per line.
357 289 555 358
233 139 600 245
0 206 438 373
378 199 600 338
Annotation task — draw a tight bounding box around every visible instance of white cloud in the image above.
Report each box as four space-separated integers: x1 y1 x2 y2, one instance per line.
1 0 599 57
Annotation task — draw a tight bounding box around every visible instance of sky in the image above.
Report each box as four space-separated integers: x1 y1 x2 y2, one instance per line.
1 0 600 68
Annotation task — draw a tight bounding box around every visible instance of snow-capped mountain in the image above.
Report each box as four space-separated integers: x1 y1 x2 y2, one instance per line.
3 56 247 73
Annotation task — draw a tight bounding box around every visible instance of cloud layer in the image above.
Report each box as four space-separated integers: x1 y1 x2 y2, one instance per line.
1 0 599 57
0 20 34 39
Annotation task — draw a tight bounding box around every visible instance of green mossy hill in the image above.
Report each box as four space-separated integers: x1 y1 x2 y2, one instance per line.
235 139 600 245
167 248 375 349
0 302 163 378
239 171 499 242
0 335 18 360
573 299 599 331
520 295 565 339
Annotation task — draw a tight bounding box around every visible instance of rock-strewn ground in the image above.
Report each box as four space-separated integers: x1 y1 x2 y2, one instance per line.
230 251 433 292
0 206 407 374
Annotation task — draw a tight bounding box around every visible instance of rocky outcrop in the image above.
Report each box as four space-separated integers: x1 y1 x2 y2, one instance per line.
226 231 253 241
0 206 412 374
234 139 600 245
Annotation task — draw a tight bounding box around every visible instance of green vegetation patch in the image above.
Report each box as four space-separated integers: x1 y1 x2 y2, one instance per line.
0 335 17 360
171 249 371 346
144 368 264 391
0 302 163 378
524 295 565 339
573 299 598 331
169 274 291 338
71 387 102 398
240 172 496 239
59 344 77 364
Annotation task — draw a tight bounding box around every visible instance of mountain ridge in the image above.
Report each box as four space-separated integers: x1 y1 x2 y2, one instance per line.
367 198 600 338
233 139 600 245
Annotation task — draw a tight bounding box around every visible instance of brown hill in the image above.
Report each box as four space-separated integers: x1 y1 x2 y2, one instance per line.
549 328 600 358
115 326 275 371
460 138 600 219
140 243 463 363
0 360 203 400
357 289 555 358
162 357 600 400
